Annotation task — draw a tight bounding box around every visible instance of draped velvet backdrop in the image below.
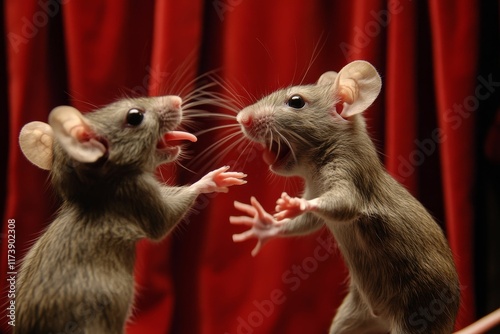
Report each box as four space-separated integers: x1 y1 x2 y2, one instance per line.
1 0 498 333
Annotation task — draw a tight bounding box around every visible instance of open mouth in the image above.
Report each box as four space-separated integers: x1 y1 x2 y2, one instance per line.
156 130 197 156
262 140 292 167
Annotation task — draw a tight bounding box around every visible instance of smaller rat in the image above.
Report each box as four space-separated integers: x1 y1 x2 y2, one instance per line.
230 61 460 333
16 95 246 333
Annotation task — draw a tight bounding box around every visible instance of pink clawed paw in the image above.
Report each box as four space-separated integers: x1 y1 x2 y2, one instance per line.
195 166 247 194
230 196 285 256
274 192 316 220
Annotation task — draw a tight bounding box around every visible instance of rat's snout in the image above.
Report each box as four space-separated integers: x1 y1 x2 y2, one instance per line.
156 95 182 113
237 113 254 128
237 106 270 130
162 95 182 112
157 95 184 132
171 96 182 110
237 110 260 137
237 107 274 143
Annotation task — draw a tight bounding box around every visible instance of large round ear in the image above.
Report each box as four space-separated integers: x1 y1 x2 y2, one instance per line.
48 106 107 163
19 121 54 170
317 71 339 86
332 60 382 118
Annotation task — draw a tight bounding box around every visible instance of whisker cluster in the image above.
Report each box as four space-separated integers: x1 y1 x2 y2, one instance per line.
172 73 258 173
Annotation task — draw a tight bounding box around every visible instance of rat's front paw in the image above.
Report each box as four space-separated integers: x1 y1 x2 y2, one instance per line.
194 166 247 194
230 196 285 256
274 192 317 220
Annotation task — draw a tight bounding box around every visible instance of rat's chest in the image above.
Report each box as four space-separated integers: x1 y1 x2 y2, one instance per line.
326 216 395 265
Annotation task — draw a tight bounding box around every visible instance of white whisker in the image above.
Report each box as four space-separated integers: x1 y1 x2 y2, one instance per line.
233 139 257 171
170 55 206 96
66 93 100 111
183 110 236 120
268 130 274 151
207 74 252 111
183 98 240 113
182 81 219 102
174 158 197 175
193 123 241 137
276 131 298 165
213 135 249 168
188 130 246 172
299 34 327 85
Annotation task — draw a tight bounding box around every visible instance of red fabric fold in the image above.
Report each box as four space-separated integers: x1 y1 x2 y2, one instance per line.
428 0 478 329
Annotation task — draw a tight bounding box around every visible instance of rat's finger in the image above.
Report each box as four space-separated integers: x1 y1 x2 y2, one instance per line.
276 198 287 208
220 172 247 179
234 201 257 216
274 211 287 220
252 236 273 256
280 192 291 200
210 165 231 176
277 193 296 209
251 240 264 257
219 177 247 186
274 210 297 221
275 201 296 213
250 196 268 218
229 216 256 226
232 230 255 242
275 202 293 212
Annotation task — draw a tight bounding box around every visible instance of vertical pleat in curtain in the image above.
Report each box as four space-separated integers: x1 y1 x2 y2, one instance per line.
428 1 478 323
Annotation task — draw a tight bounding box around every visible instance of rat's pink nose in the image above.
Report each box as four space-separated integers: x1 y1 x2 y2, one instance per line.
171 96 182 110
239 114 254 128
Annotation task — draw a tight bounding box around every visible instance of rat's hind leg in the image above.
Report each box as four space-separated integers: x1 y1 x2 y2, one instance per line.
329 287 390 334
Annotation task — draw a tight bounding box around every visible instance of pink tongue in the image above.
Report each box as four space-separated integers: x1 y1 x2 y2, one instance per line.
163 131 197 143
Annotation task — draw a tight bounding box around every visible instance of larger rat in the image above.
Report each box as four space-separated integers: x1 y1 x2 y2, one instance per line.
16 95 246 333
230 61 460 334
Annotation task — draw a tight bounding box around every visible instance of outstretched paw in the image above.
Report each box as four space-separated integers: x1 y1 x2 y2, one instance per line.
230 196 286 256
274 192 317 221
194 166 247 194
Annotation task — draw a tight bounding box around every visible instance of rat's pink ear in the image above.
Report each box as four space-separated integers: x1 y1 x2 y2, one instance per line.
19 121 54 170
48 106 106 163
317 71 339 86
332 60 382 118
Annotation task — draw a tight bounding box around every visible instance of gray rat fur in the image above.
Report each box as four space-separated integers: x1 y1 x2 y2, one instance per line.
230 61 460 334
16 95 246 333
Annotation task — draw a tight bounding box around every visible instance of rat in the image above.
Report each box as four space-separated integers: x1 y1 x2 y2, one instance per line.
16 95 246 333
229 60 461 334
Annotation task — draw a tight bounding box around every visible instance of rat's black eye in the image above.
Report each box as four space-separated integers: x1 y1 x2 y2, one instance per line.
126 108 144 126
287 95 306 109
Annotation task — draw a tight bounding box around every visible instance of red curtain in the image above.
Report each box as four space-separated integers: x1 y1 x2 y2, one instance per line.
1 0 496 333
